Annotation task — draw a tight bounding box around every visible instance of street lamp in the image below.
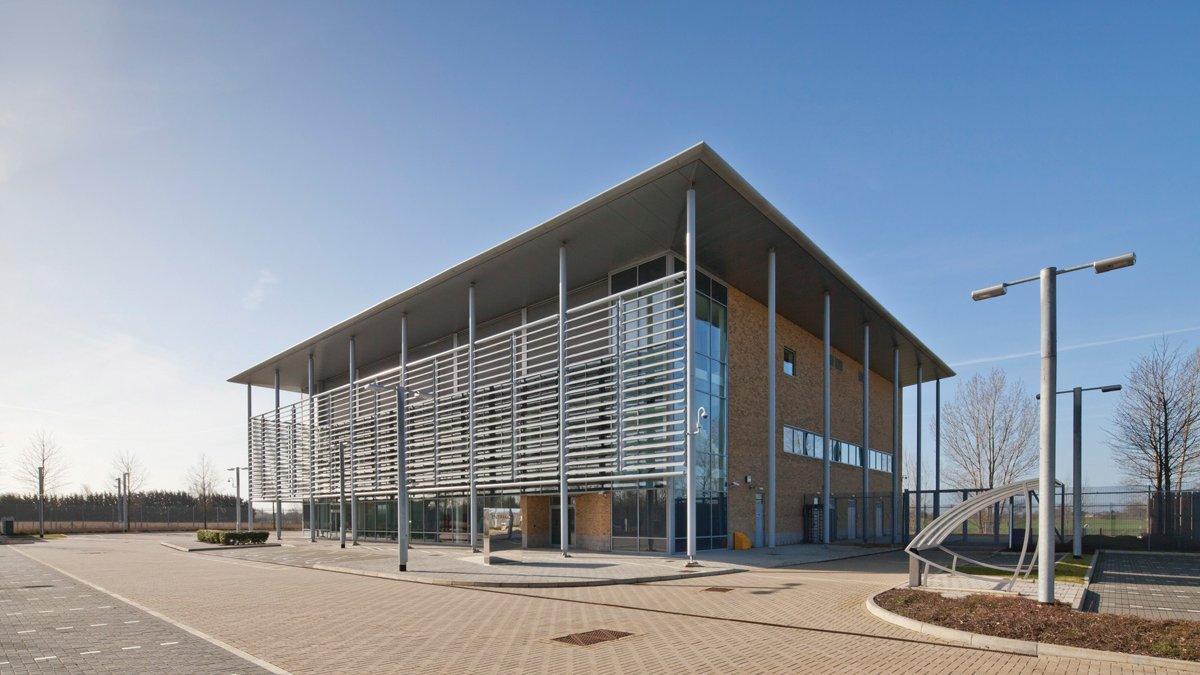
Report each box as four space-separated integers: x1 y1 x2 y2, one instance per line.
364 381 432 572
972 252 1135 603
1037 385 1121 558
226 466 247 531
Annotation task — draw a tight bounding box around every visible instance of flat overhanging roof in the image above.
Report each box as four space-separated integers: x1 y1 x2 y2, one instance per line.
230 142 954 392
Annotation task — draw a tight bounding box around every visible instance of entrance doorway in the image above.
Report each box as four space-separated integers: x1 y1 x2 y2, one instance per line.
550 499 575 547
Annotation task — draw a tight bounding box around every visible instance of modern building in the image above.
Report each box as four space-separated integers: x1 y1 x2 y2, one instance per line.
230 142 952 555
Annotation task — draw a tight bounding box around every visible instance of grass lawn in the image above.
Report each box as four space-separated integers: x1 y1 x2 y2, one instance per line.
955 553 1093 584
877 588 1200 661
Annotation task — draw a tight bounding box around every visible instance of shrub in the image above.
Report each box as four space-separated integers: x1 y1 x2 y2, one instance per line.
196 529 269 545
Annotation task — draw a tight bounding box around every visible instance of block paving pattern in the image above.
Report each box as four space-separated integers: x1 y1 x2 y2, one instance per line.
14 534 1194 674
1086 551 1200 621
0 543 268 674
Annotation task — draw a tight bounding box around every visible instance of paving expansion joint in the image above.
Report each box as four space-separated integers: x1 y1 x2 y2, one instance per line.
11 545 292 675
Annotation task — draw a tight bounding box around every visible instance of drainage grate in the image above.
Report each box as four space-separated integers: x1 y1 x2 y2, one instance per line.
703 587 733 593
553 629 633 647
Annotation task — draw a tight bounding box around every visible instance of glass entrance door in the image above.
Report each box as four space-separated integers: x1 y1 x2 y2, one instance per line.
549 499 575 547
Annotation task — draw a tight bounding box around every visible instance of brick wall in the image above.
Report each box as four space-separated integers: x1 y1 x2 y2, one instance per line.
520 495 549 549
726 286 902 545
575 491 612 551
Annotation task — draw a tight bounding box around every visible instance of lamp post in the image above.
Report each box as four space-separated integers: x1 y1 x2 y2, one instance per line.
972 251 1134 604
1037 384 1121 558
226 466 246 531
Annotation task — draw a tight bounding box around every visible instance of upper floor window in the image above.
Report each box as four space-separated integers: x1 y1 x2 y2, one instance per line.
783 348 796 376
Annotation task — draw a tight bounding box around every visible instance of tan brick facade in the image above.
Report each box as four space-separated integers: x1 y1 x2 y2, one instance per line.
727 286 901 545
574 491 612 551
520 494 550 549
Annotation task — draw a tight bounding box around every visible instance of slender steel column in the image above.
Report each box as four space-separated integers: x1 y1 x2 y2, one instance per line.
861 322 870 543
114 478 121 531
615 298 625 473
38 467 44 538
557 243 570 556
915 362 923 533
400 313 409 568
468 283 479 552
308 353 316 542
1038 267 1057 603
246 383 254 530
821 291 832 544
349 335 358 544
234 468 241 531
892 347 900 544
934 378 941 518
1072 386 1083 558
123 474 129 531
338 442 347 548
767 248 777 550
274 369 282 541
685 187 697 561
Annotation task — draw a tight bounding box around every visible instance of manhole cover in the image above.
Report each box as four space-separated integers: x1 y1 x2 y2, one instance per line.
553 629 633 647
703 587 733 593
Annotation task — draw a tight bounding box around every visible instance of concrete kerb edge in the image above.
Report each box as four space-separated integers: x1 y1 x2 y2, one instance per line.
866 590 1200 672
1073 549 1101 610
306 562 745 588
160 541 282 553
10 545 292 675
761 546 902 569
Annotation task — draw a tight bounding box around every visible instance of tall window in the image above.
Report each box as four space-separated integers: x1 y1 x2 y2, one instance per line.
783 348 796 376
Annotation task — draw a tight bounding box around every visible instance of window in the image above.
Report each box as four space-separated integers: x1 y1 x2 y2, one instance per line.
780 423 892 473
783 348 796 376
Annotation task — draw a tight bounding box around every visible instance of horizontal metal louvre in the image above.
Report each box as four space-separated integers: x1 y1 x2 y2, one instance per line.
248 272 687 501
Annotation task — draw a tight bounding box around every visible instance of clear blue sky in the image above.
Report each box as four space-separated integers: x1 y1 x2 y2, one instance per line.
1 2 1197 492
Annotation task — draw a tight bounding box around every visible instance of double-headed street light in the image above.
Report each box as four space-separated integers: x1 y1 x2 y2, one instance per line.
1037 385 1121 559
972 251 1135 604
226 466 247 531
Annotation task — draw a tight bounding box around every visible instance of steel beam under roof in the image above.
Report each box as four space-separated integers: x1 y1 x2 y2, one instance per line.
230 142 954 393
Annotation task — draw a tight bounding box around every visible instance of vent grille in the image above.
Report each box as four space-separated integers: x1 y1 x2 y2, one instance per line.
553 629 633 647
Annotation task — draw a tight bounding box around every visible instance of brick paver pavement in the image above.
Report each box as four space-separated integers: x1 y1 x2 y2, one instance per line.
12 534 1192 674
1087 551 1200 621
0 542 272 674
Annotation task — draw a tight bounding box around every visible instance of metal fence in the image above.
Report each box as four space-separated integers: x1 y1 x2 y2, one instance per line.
0 492 298 535
250 272 689 502
896 485 1199 552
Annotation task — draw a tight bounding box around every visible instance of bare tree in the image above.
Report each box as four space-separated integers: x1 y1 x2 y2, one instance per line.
110 450 148 494
1109 339 1200 492
17 431 69 495
186 454 220 529
941 369 1039 490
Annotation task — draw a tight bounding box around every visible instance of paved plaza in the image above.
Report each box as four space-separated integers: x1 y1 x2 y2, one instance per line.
1085 551 1200 621
1 533 1193 673
0 541 274 674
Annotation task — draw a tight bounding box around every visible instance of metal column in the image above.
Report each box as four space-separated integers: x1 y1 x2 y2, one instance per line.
308 353 316 542
234 468 241 531
349 335 358 544
399 313 409 569
246 383 254 531
338 442 347 548
468 283 478 552
685 187 697 562
557 244 569 556
1072 386 1083 558
892 347 900 544
915 363 923 533
767 248 776 550
934 378 941 518
1038 267 1057 603
861 322 870 543
274 369 282 541
821 290 831 544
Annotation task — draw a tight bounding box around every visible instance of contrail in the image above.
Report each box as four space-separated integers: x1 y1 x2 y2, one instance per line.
951 325 1200 368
